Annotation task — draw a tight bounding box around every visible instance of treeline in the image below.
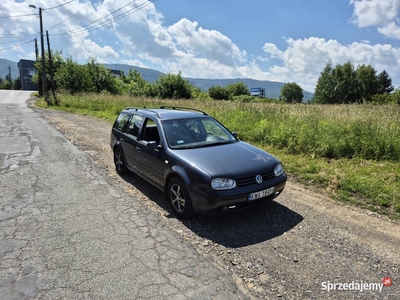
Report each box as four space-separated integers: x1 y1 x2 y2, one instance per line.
32 52 255 102
312 61 399 104
0 74 20 90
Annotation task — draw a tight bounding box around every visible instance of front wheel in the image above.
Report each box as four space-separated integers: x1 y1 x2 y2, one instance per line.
114 148 129 175
167 177 195 219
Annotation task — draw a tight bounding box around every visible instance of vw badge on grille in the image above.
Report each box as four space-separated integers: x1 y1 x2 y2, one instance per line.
255 175 263 184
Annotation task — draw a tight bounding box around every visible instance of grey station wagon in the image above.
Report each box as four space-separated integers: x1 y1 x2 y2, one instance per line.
110 106 287 219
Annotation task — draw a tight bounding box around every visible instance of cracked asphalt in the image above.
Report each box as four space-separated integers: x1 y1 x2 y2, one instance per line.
0 91 247 299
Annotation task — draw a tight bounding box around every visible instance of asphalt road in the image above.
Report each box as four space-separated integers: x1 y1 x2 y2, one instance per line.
0 90 248 299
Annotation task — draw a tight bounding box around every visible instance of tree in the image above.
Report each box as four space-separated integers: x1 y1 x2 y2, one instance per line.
332 62 359 104
226 82 250 97
356 64 379 101
313 61 395 104
86 57 120 94
208 85 230 100
13 77 21 90
313 61 337 104
154 72 192 99
377 70 394 94
55 56 92 94
280 82 304 103
126 69 153 97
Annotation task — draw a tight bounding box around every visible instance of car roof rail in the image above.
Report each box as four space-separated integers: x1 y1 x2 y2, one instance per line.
159 106 208 115
125 107 162 118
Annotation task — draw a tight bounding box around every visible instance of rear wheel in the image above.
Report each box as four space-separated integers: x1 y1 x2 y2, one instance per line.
114 148 129 175
167 177 195 219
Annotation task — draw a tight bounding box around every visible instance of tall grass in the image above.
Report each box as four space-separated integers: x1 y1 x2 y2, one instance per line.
48 94 400 162
37 94 400 216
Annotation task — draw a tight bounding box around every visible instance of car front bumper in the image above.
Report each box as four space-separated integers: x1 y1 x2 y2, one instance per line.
191 173 287 215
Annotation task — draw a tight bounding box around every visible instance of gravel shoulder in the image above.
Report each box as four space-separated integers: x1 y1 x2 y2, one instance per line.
30 101 400 299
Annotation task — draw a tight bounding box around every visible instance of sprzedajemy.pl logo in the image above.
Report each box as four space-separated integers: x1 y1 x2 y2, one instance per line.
321 276 393 293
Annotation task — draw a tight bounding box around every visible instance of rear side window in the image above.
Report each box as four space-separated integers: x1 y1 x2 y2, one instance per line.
125 114 144 139
113 112 130 131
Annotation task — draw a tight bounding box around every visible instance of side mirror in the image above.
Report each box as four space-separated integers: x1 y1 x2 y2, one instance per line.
146 141 159 149
232 132 238 139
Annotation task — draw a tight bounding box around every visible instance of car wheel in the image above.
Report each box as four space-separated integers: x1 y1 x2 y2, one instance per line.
168 177 195 219
114 148 129 175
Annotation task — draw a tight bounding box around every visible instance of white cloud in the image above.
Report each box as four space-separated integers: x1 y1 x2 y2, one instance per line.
261 37 400 92
262 43 284 60
378 21 400 39
350 0 400 27
350 0 400 40
120 59 147 68
167 18 247 66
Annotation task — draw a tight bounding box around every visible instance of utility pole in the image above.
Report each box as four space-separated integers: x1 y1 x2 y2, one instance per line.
8 66 12 90
35 38 42 95
35 38 38 58
46 30 56 101
29 5 48 105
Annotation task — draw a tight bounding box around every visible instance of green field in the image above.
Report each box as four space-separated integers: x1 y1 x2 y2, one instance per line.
36 94 400 218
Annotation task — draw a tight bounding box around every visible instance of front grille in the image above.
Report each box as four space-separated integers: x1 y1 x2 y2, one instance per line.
236 171 275 187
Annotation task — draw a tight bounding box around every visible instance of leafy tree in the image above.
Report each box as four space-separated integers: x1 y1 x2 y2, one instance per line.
356 64 379 101
333 62 359 104
13 77 21 90
312 61 336 104
280 82 303 103
154 72 192 99
392 88 400 105
313 61 395 104
86 57 120 94
126 69 153 97
208 85 230 100
55 56 92 94
48 50 65 93
226 82 250 97
377 70 394 94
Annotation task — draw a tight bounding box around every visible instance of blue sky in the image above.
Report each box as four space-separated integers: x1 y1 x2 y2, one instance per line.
1 0 400 92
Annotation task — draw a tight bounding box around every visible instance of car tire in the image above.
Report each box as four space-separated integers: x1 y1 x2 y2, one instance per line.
114 148 129 175
168 177 195 219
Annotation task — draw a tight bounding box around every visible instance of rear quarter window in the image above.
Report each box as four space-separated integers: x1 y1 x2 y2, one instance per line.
113 112 130 131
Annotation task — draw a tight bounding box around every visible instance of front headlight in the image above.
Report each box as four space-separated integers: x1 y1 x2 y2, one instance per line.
211 178 237 190
274 163 284 177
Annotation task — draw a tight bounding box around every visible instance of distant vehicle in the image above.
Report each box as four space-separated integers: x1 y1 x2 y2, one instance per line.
110 106 287 219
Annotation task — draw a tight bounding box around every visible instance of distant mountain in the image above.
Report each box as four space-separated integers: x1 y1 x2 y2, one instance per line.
103 63 164 83
0 59 18 80
185 78 313 101
2 59 313 101
104 63 313 101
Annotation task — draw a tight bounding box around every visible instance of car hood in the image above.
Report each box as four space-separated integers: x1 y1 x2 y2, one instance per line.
174 141 279 177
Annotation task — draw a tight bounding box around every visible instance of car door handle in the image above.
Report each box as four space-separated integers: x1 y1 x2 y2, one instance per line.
136 147 141 152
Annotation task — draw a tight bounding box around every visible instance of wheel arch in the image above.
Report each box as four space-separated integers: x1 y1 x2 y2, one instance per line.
164 166 192 198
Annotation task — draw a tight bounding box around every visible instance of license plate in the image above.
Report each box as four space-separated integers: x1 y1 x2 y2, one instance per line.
248 187 275 201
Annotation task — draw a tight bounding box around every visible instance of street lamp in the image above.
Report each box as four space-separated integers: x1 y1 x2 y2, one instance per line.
29 4 48 105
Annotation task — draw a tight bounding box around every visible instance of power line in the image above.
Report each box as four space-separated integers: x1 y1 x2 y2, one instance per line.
44 0 76 11
51 0 155 39
0 38 34 45
51 0 138 36
0 13 36 19
48 0 96 30
0 40 35 51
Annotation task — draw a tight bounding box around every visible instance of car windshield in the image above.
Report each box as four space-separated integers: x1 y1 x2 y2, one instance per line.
162 117 237 149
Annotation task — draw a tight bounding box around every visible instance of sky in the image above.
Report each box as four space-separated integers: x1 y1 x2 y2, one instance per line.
1 0 400 92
